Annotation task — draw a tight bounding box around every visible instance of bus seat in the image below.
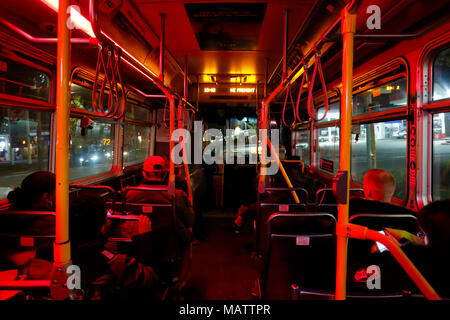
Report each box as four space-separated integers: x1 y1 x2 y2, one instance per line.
0 211 55 299
348 213 418 264
314 188 364 217
259 212 336 300
349 198 417 217
119 172 142 190
70 185 118 212
0 210 55 240
255 187 309 255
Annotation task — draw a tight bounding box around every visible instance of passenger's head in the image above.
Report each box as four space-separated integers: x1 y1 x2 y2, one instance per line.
142 156 169 182
7 171 56 210
69 192 107 247
362 169 396 203
417 200 450 250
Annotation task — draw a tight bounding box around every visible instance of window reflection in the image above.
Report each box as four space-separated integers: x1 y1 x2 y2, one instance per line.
0 58 50 101
0 107 51 199
69 118 114 180
432 112 450 200
351 120 407 199
292 129 310 166
353 78 407 116
124 123 151 166
317 126 339 174
433 47 450 101
317 101 340 122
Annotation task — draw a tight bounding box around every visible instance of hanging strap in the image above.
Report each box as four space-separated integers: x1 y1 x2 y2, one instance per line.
307 50 329 122
295 64 310 122
281 83 297 128
92 43 125 119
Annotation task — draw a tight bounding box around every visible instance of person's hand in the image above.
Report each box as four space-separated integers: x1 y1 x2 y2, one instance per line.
238 205 248 216
138 215 152 234
384 228 425 245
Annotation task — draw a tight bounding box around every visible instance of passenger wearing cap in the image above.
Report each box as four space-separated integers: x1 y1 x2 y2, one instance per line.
126 156 195 248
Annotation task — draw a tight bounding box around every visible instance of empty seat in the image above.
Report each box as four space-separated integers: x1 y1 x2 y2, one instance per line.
255 187 309 255
260 212 336 299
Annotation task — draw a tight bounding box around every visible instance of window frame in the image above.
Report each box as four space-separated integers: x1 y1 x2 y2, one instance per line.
0 52 54 108
291 125 311 168
0 49 55 206
418 36 450 206
68 68 122 183
122 91 155 170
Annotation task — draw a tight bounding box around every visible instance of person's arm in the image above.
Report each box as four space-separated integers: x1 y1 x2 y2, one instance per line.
175 191 195 229
384 228 425 246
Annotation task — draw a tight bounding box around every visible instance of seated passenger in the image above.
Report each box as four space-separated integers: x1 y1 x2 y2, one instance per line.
4 171 56 261
348 199 450 297
125 156 195 247
7 171 56 211
69 193 165 300
349 169 415 216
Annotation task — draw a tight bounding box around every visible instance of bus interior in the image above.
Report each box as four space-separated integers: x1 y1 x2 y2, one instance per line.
0 0 450 301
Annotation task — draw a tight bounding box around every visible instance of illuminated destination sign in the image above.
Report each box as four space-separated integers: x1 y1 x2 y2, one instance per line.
230 87 255 93
203 87 255 94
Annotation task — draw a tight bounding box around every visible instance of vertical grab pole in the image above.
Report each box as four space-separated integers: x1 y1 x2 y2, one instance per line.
169 94 176 195
159 13 166 82
335 4 357 300
181 55 193 205
52 0 71 299
282 9 289 80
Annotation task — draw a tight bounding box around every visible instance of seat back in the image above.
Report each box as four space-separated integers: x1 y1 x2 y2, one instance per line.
119 173 142 190
348 213 418 264
0 210 55 240
314 188 364 217
0 210 55 298
260 212 336 299
255 187 309 254
70 184 118 212
113 186 178 263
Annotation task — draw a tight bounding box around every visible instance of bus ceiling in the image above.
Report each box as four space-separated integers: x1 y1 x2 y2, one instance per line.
0 0 448 108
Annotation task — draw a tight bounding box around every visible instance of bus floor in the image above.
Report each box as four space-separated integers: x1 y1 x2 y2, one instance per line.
182 216 260 300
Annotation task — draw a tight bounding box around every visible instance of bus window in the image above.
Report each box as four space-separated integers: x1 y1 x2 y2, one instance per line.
71 83 110 112
0 58 50 102
353 77 407 116
351 120 407 199
317 101 340 122
317 126 339 174
432 47 450 101
292 129 310 166
0 108 51 199
227 117 260 159
124 123 151 166
69 118 114 180
432 112 450 200
124 102 152 166
125 102 152 121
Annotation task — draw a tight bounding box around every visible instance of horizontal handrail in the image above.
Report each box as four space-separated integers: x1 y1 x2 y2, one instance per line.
337 223 441 300
0 280 51 290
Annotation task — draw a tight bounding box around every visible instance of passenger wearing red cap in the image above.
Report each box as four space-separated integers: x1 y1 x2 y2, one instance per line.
126 156 195 248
